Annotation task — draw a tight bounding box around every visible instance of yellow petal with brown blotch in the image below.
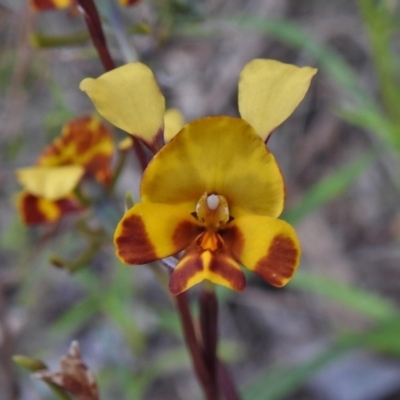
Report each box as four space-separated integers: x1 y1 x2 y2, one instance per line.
30 0 71 10
37 116 114 186
164 108 184 143
141 116 285 219
114 202 202 265
169 238 246 295
239 59 317 141
17 191 82 225
221 215 301 287
80 63 165 150
118 0 141 5
16 166 84 201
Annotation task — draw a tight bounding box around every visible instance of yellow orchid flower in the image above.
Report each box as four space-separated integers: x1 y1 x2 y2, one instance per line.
16 116 114 225
36 116 114 186
81 59 316 294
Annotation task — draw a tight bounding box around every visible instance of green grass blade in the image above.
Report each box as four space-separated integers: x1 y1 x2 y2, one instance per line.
243 336 355 400
291 271 399 321
49 297 99 340
284 152 374 225
242 318 400 400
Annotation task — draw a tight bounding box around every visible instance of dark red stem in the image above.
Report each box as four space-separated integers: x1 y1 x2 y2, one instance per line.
132 139 149 172
77 0 115 71
200 289 219 395
199 289 242 400
76 0 151 172
175 292 219 400
218 362 242 400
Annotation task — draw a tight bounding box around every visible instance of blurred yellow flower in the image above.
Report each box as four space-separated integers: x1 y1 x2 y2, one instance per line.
81 59 316 294
16 116 114 225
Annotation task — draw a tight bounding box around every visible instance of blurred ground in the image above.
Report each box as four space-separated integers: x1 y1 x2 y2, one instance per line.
1 0 400 399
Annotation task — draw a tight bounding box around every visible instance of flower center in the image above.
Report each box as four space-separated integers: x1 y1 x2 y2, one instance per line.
195 192 229 231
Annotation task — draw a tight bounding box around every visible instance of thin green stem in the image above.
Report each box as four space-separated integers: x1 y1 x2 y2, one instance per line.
73 186 91 208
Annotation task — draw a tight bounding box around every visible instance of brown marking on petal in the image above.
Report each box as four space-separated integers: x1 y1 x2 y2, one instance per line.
169 251 204 295
37 124 76 166
30 0 62 10
254 234 299 287
85 153 110 175
219 225 245 262
115 215 157 264
172 220 202 250
75 118 111 156
121 0 141 5
19 193 47 225
209 253 246 291
84 153 113 185
59 117 110 157
18 193 82 226
37 116 113 171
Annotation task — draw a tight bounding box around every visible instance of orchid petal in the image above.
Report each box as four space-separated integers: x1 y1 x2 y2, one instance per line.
239 59 317 140
80 63 165 150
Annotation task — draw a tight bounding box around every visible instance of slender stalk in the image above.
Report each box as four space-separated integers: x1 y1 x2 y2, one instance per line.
0 286 19 400
132 138 149 172
199 286 242 400
106 149 128 195
217 362 242 400
77 0 149 175
356 0 399 124
77 0 115 71
175 292 219 400
199 286 219 395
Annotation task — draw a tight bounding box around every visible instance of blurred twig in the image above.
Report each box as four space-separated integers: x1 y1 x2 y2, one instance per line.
0 284 19 400
77 0 115 71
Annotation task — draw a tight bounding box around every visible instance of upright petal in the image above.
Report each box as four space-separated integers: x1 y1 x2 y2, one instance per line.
164 108 184 143
16 166 84 201
141 116 285 218
114 202 201 265
222 215 301 287
169 242 246 295
239 59 317 141
80 63 165 150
